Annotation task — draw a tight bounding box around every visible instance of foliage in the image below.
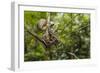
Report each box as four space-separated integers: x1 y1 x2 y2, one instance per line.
24 11 90 61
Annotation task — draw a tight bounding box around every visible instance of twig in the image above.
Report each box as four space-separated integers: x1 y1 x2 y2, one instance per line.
67 52 79 59
25 25 48 47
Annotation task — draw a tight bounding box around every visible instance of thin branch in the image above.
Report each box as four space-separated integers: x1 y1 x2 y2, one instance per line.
67 52 79 59
24 25 48 47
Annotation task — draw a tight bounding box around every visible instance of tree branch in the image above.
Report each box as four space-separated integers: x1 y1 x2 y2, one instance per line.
67 52 79 59
24 25 48 48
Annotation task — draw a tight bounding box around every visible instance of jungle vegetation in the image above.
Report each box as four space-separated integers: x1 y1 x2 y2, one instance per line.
24 11 90 61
